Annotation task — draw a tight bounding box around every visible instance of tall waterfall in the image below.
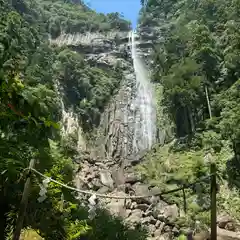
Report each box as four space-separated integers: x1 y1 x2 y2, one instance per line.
129 31 156 152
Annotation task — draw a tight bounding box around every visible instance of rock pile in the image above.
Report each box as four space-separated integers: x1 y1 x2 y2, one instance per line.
75 155 180 240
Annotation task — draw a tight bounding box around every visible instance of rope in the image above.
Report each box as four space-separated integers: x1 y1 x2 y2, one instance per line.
30 167 214 200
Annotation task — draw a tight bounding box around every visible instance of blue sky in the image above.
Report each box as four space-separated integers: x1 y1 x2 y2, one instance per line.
86 0 141 28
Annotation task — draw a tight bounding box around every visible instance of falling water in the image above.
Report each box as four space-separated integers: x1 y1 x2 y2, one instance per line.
129 31 156 152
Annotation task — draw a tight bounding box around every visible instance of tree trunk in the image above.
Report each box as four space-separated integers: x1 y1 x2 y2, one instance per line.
0 191 9 239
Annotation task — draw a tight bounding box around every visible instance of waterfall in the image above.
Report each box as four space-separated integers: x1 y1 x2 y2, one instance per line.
129 30 156 152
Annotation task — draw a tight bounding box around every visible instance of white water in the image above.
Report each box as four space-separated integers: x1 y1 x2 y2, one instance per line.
129 31 156 152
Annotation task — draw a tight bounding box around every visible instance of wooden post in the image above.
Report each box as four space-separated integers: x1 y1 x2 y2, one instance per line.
210 162 217 240
12 159 35 240
182 187 187 213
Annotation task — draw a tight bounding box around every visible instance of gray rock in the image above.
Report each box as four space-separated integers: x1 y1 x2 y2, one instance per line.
217 215 235 230
91 178 101 190
172 227 179 235
125 172 141 184
149 216 157 225
116 184 126 192
159 222 165 233
127 209 142 223
163 204 178 223
155 220 162 228
154 229 163 237
97 186 109 194
100 170 114 188
132 183 150 203
126 209 132 218
150 196 160 205
141 217 151 224
112 169 125 186
148 224 156 234
130 201 138 209
163 225 172 233
150 186 162 195
106 192 126 217
162 232 172 240
144 210 154 217
125 199 132 209
153 202 178 223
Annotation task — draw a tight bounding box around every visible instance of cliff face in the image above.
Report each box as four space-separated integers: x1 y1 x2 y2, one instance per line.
54 30 182 240
52 31 133 158
54 30 157 164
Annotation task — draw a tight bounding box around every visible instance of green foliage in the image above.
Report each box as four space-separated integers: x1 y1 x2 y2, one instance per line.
139 0 240 229
177 234 187 240
136 143 235 229
140 0 240 141
0 0 141 239
87 209 147 240
34 0 130 37
54 48 121 131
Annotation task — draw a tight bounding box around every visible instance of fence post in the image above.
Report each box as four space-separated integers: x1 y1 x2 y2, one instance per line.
12 159 35 240
182 187 187 213
210 162 217 240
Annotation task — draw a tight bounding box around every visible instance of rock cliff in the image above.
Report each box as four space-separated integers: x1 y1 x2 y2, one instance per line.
53 31 181 239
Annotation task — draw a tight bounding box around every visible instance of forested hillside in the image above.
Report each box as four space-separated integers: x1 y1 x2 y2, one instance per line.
3 0 240 238
138 0 240 233
0 0 143 239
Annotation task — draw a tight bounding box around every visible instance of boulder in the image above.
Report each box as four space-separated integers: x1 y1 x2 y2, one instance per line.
163 204 178 223
100 170 114 188
152 200 169 218
154 203 178 223
154 229 163 237
127 209 143 224
150 186 162 195
132 183 150 204
218 215 236 231
217 227 240 240
148 224 157 234
106 191 126 217
125 172 142 184
97 186 109 194
142 217 152 224
91 178 101 190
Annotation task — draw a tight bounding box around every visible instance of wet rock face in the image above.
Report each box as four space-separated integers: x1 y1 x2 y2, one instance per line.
98 71 138 163
52 30 155 162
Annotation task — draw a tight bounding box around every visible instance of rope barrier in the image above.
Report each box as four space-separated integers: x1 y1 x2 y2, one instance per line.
30 167 215 200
